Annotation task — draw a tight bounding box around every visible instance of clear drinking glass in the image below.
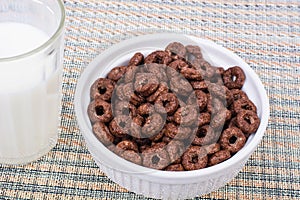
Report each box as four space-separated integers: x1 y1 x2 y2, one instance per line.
0 0 65 164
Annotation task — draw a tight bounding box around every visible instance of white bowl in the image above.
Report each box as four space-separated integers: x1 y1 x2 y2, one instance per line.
74 33 269 199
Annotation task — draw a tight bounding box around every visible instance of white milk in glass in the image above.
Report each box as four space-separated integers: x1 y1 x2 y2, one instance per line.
0 22 61 164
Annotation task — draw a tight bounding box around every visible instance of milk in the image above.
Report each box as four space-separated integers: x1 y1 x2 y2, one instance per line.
0 22 61 164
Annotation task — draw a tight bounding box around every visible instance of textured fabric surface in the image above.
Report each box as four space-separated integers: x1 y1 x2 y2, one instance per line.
1 0 299 199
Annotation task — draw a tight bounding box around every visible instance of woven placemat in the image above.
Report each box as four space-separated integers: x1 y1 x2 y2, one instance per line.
1 0 299 199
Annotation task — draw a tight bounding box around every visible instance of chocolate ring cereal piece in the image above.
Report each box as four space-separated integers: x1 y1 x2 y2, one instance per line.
144 50 172 65
142 113 165 138
114 82 134 101
113 101 136 118
147 82 169 103
92 122 114 146
166 140 185 163
208 83 233 107
90 78 115 101
174 105 198 126
109 115 129 137
185 45 203 61
142 147 170 170
231 89 248 101
227 117 238 128
182 146 208 170
130 92 145 106
155 93 179 115
129 52 144 66
129 115 143 138
236 110 260 135
190 80 208 91
121 150 142 165
192 59 215 78
163 123 191 140
107 66 127 82
206 95 225 114
168 59 189 72
210 109 231 129
208 150 231 166
124 65 138 83
165 164 185 171
134 73 159 97
116 140 139 153
149 129 165 142
220 127 246 153
223 66 245 89
144 63 168 82
180 67 203 81
169 76 194 98
137 103 155 117
166 42 186 59
88 99 113 123
232 98 257 115
188 90 207 112
192 125 216 146
203 143 220 155
197 112 211 127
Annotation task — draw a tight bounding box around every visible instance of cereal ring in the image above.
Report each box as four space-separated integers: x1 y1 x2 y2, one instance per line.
129 115 143 138
208 150 231 166
142 113 165 138
166 42 186 59
231 89 248 101
169 76 194 98
114 82 134 101
197 112 211 127
129 92 145 106
185 45 203 61
188 90 207 111
147 82 169 103
121 150 142 165
192 125 216 146
144 50 172 65
203 143 220 155
144 63 168 82
232 98 257 115
210 109 231 129
166 140 185 164
108 115 129 137
163 122 191 140
192 59 215 78
206 95 225 114
129 52 144 66
134 73 159 97
220 127 246 153
190 80 208 91
113 101 136 118
174 105 198 126
142 147 170 170
116 140 139 153
208 83 233 106
236 110 260 135
182 146 208 170
88 99 113 123
92 122 114 146
90 78 115 101
107 66 127 82
223 66 245 89
155 93 179 115
124 65 138 83
137 103 155 117
165 164 185 171
168 59 189 72
180 67 203 81
149 129 165 142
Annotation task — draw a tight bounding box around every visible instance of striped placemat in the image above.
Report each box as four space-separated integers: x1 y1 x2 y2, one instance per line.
1 0 299 199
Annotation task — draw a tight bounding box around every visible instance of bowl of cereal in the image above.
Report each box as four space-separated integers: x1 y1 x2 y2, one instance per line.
74 33 269 199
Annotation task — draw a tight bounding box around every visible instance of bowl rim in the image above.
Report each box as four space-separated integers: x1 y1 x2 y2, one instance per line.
75 33 270 180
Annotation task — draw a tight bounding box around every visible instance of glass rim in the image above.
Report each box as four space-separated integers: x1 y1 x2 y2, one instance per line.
0 0 66 62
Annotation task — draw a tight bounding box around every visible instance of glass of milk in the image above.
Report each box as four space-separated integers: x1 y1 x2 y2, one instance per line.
0 0 65 164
